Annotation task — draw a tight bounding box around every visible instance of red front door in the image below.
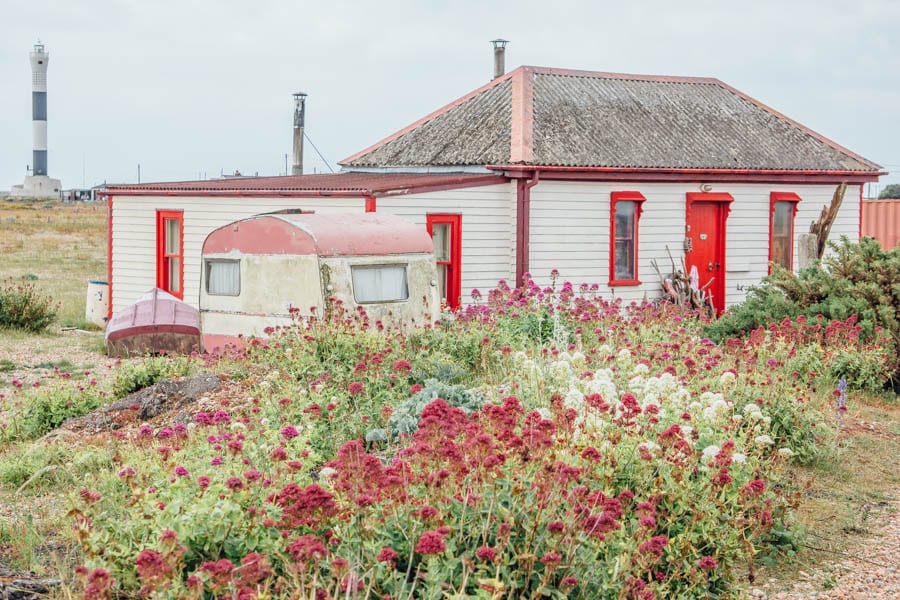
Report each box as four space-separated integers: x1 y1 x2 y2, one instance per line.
685 198 730 314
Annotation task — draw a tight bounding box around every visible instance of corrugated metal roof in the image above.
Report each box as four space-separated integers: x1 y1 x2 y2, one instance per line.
342 66 881 173
103 172 505 195
345 80 513 167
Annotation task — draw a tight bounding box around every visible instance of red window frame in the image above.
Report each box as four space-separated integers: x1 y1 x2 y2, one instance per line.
426 214 462 310
609 191 646 286
156 210 184 299
769 192 801 273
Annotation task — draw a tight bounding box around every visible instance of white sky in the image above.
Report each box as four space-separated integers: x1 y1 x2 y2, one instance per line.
1 0 898 192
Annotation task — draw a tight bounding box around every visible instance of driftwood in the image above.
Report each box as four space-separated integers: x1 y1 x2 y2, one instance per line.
810 183 846 259
651 247 714 316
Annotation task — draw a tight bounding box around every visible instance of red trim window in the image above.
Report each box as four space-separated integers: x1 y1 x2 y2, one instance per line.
609 191 646 286
769 192 801 272
156 210 184 299
426 214 462 310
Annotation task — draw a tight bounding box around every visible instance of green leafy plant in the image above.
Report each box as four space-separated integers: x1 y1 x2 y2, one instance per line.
0 276 59 332
111 355 199 399
704 237 900 388
366 379 484 441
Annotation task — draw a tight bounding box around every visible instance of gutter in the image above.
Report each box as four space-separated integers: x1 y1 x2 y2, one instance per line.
489 165 886 184
515 170 540 286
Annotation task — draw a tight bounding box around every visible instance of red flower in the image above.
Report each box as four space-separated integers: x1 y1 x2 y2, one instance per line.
698 556 718 571
287 535 329 564
348 381 365 395
377 547 399 563
743 479 766 497
540 552 562 565
475 546 496 562
414 530 446 555
547 521 565 534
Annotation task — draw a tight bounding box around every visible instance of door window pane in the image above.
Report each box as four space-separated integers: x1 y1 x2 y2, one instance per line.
168 257 180 292
432 224 450 261
436 264 448 303
207 260 240 296
351 265 409 303
165 219 180 254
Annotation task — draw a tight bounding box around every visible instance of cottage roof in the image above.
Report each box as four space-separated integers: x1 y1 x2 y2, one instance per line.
103 172 504 196
341 66 881 173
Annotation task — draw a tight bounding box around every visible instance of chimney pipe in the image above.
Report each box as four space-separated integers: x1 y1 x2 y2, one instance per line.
491 39 509 79
292 91 307 176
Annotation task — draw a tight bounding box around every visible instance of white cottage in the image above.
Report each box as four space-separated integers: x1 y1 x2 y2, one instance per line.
103 65 884 319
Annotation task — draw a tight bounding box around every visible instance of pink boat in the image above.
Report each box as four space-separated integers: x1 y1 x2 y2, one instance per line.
105 288 201 356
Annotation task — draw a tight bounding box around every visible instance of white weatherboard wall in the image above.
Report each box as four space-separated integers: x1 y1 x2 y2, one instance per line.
377 183 516 302
528 182 861 308
110 196 365 312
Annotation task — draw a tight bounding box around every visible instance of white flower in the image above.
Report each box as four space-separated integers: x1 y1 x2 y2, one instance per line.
732 452 747 464
617 348 632 362
681 425 693 437
719 371 736 386
743 403 762 415
318 466 337 480
536 407 553 420
732 414 744 423
777 448 795 458
564 388 584 410
689 401 703 412
761 416 771 425
639 441 660 453
702 445 720 461
754 435 775 446
632 363 650 376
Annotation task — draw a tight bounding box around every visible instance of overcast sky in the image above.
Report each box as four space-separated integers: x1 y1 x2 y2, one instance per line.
2 0 898 193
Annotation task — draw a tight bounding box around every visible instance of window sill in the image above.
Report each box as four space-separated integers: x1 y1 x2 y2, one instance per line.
608 279 642 287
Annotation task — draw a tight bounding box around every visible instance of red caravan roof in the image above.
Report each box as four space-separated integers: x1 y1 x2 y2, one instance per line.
203 212 434 257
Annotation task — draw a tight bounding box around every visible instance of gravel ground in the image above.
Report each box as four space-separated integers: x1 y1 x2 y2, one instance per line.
745 499 899 600
0 329 116 390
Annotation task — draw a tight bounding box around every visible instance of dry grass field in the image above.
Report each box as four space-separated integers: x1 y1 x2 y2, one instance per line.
0 199 109 388
0 198 107 327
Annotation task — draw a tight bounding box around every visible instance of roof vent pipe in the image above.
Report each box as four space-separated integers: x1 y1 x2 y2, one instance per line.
292 91 307 176
491 39 509 79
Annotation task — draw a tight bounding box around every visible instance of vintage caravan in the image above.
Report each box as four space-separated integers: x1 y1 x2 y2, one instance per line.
200 212 441 349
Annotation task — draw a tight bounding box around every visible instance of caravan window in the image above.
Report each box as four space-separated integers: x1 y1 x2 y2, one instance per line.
351 264 409 303
206 259 240 296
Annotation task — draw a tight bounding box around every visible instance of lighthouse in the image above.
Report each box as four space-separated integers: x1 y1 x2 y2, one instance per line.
11 40 61 198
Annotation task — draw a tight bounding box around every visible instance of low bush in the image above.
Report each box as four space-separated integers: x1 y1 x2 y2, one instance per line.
0 276 58 332
704 237 900 388
111 355 199 399
3 383 106 442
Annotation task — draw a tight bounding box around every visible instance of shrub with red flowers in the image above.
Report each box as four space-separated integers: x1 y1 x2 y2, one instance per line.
66 275 852 598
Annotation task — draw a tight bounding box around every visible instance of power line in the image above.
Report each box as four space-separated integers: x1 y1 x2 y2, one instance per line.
303 132 335 174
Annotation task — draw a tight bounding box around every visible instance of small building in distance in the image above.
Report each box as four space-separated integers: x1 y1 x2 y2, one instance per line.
862 198 900 249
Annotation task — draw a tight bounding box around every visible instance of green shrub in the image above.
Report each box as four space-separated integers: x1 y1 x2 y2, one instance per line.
366 378 484 441
5 385 106 441
111 355 198 399
0 277 58 332
704 236 900 386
